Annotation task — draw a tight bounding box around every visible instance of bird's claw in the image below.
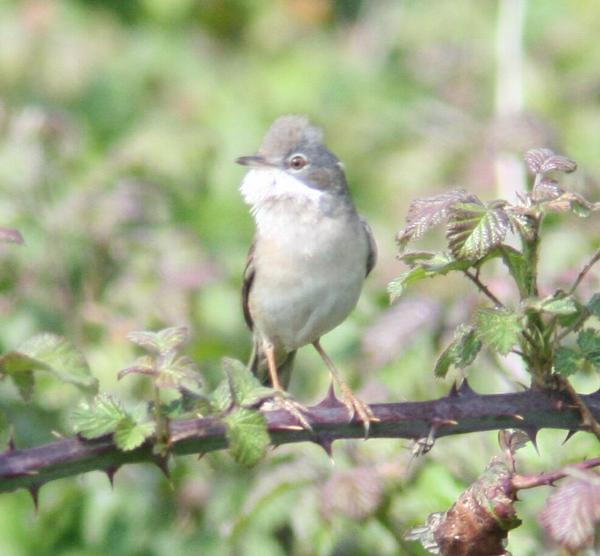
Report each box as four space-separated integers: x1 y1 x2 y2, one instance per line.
263 390 312 431
339 383 379 439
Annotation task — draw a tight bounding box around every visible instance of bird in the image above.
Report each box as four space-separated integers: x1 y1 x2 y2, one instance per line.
236 115 377 432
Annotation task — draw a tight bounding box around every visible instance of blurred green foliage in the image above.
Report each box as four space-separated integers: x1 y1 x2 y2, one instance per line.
0 0 598 554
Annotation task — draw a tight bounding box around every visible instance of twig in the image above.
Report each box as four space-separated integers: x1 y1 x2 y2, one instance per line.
568 248 600 295
556 310 590 342
463 270 505 307
512 456 600 490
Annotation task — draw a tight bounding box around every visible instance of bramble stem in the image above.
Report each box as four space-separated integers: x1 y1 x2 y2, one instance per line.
1 385 599 495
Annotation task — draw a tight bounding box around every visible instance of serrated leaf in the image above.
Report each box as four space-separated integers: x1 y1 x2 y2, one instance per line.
505 206 537 241
155 351 202 392
541 295 579 315
475 308 521 355
396 189 480 249
118 354 156 380
525 147 577 174
554 347 583 377
127 326 188 355
526 293 579 316
434 324 482 378
577 329 600 368
531 178 564 203
224 408 269 467
390 253 471 301
114 416 156 451
0 227 24 244
71 394 128 439
544 191 600 217
221 358 272 408
539 472 600 552
447 202 511 260
0 334 97 396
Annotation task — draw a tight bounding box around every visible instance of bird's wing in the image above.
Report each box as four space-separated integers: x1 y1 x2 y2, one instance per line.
242 237 256 330
360 216 377 277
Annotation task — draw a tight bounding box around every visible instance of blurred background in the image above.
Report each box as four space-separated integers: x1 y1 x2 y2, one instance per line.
0 0 599 554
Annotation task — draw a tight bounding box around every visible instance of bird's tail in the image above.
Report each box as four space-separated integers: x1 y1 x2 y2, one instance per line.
248 341 296 390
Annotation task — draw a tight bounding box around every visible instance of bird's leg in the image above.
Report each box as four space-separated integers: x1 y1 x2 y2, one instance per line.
264 343 312 430
312 339 377 437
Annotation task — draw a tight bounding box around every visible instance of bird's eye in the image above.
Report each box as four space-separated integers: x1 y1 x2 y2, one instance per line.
288 154 307 170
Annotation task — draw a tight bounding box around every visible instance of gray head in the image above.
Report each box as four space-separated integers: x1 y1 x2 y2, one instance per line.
236 115 348 195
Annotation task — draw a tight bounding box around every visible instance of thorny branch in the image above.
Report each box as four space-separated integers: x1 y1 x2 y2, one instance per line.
1 382 599 499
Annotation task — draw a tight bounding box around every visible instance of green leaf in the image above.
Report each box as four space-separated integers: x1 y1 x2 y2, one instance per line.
500 246 530 298
154 351 202 393
224 408 270 467
0 334 98 397
554 347 583 377
127 326 188 355
434 325 482 378
114 416 156 451
447 202 511 260
541 295 579 315
388 268 427 301
505 208 537 242
220 358 272 408
475 308 521 355
526 293 580 316
389 253 471 301
72 394 128 439
396 189 480 250
577 329 600 368
588 293 600 320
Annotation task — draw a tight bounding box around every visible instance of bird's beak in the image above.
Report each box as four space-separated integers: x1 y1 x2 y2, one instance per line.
235 155 275 168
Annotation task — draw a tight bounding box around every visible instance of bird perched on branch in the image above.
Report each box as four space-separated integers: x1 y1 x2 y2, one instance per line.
236 115 377 432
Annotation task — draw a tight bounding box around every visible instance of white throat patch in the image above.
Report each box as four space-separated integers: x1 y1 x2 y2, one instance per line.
240 168 323 215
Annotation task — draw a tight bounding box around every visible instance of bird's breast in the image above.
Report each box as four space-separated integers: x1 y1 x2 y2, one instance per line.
249 202 368 350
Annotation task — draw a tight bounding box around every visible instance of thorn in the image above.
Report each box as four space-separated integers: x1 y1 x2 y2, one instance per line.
512 414 525 421
197 452 205 461
272 424 305 431
432 418 458 427
313 437 334 460
51 430 64 439
311 382 344 410
457 379 476 397
562 430 578 445
448 382 459 398
521 426 540 454
155 456 171 479
105 466 119 488
28 485 39 512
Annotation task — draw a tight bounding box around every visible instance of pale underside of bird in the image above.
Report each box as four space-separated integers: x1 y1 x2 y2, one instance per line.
237 114 377 432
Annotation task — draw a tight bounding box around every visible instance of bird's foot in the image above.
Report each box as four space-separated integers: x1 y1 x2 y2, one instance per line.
339 382 379 438
263 390 312 431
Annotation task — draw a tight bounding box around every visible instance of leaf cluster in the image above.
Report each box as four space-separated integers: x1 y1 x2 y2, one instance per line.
392 148 600 384
70 327 271 465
